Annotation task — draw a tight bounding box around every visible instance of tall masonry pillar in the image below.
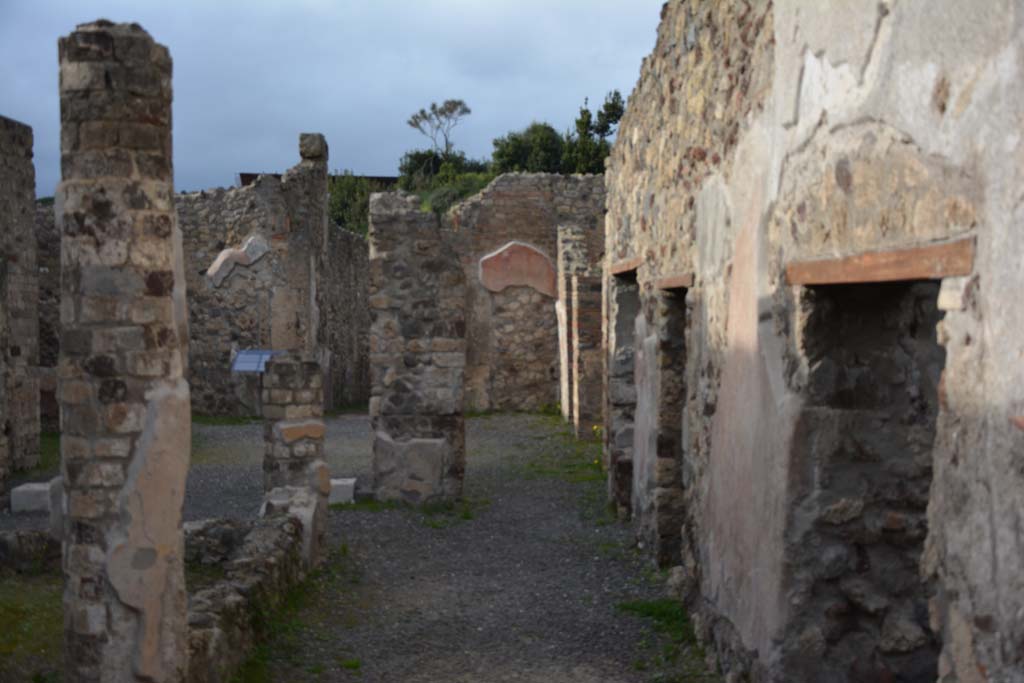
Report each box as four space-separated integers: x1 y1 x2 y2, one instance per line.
57 21 190 682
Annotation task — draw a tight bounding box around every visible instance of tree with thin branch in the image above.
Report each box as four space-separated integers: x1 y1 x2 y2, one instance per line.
407 99 472 156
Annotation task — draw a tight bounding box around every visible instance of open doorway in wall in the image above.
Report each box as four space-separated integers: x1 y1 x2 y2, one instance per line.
633 284 688 565
608 271 640 516
788 280 943 681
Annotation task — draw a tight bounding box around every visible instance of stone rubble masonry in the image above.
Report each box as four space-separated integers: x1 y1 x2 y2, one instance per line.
446 173 604 412
260 355 328 568
369 191 466 503
606 1 1024 681
57 21 190 682
0 115 41 487
175 134 331 416
183 516 309 683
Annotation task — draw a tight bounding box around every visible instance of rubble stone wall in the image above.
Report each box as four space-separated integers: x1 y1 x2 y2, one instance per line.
176 135 333 417
57 21 190 681
0 116 40 478
447 173 604 412
606 1 1024 681
570 273 602 440
369 192 466 503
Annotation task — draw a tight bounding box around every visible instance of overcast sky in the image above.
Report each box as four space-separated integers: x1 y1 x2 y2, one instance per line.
0 1 662 196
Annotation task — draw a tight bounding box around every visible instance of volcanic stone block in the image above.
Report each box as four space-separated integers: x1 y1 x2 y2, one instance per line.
57 21 191 682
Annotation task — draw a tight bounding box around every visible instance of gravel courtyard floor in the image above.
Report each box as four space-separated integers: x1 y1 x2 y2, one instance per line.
243 413 716 682
0 413 717 682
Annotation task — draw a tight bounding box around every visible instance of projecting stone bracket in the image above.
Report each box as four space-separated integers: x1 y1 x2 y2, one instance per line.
206 234 271 287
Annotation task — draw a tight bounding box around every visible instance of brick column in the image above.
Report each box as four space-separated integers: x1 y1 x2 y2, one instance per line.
57 21 190 682
261 356 325 491
260 355 329 566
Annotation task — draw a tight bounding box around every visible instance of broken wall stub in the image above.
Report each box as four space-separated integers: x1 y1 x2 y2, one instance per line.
0 115 41 477
176 134 330 416
369 192 466 503
57 20 190 682
318 225 371 411
447 173 604 412
605 1 1023 681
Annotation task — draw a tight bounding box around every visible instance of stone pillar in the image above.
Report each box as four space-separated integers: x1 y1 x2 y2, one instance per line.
0 115 41 475
369 192 466 504
571 272 603 439
260 355 329 566
261 355 326 491
57 21 190 682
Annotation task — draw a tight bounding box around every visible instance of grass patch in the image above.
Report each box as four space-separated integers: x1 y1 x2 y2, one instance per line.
17 431 62 481
418 497 489 529
339 658 362 670
617 599 695 645
617 599 716 681
193 413 260 426
0 572 63 682
232 544 366 682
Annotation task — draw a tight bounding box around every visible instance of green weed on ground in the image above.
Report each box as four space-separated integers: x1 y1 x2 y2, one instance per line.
330 496 489 529
231 545 367 682
0 571 63 682
617 598 717 682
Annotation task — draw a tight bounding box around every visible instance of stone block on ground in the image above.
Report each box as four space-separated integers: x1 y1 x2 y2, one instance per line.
10 479 54 513
329 477 356 505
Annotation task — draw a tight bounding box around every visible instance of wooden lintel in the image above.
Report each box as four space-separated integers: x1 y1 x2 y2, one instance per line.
785 238 975 286
656 273 695 290
610 256 643 276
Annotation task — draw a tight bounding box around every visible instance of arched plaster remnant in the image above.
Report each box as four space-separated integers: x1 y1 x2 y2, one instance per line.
206 234 270 287
479 241 556 298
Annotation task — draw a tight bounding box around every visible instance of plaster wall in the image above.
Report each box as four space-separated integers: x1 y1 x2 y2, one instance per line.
606 1 1024 680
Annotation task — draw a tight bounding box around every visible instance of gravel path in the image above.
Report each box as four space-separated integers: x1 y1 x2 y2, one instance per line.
0 414 716 682
252 414 715 682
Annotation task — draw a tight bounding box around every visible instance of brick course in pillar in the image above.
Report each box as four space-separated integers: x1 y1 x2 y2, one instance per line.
57 21 190 682
261 356 326 491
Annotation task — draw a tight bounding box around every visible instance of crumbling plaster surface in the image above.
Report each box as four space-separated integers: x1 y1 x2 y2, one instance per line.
447 173 605 412
606 0 1023 680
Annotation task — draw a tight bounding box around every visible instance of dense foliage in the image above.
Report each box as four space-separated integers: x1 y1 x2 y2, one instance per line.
491 91 625 175
327 171 392 235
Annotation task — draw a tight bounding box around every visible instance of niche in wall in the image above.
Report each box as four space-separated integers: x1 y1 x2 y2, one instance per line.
788 280 944 682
